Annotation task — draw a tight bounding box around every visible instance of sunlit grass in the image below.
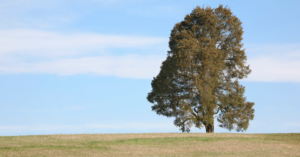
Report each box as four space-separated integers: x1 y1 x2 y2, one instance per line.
0 133 299 156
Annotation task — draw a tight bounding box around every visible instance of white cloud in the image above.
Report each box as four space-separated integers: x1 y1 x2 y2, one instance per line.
0 29 167 58
0 0 73 29
0 55 165 79
245 43 300 57
0 29 166 79
0 0 177 29
285 122 300 127
246 56 300 82
244 44 300 82
1 29 300 81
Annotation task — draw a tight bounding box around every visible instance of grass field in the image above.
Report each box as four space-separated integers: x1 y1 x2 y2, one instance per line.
0 133 299 157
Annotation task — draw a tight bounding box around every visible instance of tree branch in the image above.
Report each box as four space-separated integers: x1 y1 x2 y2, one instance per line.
215 107 220 114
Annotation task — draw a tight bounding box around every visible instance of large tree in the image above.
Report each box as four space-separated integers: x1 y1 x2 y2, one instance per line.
147 5 255 133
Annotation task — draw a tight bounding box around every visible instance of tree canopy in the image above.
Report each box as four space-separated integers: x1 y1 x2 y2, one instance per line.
147 5 255 133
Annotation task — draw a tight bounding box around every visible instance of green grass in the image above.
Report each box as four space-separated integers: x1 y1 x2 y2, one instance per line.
0 133 299 156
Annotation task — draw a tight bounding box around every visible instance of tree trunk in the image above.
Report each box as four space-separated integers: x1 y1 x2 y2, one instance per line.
205 123 214 133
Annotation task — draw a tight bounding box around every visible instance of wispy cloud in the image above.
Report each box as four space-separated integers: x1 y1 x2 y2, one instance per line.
0 0 73 29
0 0 179 29
1 30 300 81
0 29 167 58
0 29 166 79
285 122 300 127
246 56 300 82
244 44 300 82
0 54 165 79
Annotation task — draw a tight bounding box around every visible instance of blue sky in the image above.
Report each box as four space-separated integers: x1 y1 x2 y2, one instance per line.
0 0 299 135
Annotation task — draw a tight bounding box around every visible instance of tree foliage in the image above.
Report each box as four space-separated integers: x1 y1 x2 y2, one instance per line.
147 5 255 133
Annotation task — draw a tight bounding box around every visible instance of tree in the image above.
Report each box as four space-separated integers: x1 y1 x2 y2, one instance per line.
147 5 255 133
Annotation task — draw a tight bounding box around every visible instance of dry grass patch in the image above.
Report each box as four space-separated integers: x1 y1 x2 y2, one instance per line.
0 133 299 157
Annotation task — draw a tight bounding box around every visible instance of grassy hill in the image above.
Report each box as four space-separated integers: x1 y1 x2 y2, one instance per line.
0 133 299 156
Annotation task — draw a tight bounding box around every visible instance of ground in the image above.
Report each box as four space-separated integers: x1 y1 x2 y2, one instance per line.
0 133 299 156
